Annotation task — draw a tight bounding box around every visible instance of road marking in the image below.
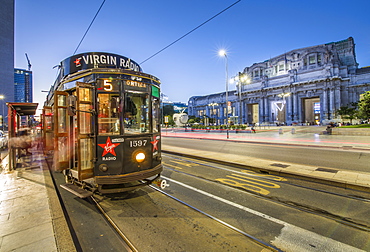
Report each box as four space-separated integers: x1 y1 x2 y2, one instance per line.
167 159 194 167
163 164 182 170
240 170 288 181
228 174 281 188
215 177 271 195
216 173 281 195
162 176 365 252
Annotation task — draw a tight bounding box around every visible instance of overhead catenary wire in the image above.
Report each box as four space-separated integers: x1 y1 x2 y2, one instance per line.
139 0 242 65
73 0 106 55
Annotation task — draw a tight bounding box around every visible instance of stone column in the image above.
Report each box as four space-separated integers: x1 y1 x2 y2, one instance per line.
292 93 298 121
322 88 328 121
264 96 269 123
287 94 293 124
335 86 341 111
329 88 335 119
259 97 265 124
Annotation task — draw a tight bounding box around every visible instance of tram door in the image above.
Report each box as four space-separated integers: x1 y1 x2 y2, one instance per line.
42 106 53 153
54 91 69 171
76 82 94 180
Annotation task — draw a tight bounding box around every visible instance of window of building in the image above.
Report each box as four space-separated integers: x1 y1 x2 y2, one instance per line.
254 69 259 77
317 54 322 64
309 55 315 65
279 63 285 72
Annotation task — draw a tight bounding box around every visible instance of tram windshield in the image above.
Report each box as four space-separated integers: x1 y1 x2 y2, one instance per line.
124 92 149 134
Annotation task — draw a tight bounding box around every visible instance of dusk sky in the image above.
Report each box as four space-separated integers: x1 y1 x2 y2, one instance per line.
14 0 370 110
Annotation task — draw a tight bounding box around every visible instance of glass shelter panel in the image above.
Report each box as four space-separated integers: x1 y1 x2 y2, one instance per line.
98 93 120 135
124 92 149 134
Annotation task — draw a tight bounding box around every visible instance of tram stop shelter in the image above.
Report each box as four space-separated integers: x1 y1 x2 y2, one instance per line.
7 102 38 171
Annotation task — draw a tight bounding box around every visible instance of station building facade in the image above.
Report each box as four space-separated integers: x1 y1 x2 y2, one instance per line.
188 37 370 126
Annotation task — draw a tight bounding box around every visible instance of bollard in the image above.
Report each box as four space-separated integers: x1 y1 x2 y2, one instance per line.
291 128 295 134
278 128 283 134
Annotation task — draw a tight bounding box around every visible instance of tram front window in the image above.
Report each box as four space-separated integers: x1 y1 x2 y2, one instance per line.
98 93 120 135
124 93 149 134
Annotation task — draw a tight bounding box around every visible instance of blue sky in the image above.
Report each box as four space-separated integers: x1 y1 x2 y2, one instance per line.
15 0 370 108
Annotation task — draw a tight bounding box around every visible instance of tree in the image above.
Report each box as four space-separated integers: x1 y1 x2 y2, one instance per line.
358 91 370 121
336 102 358 124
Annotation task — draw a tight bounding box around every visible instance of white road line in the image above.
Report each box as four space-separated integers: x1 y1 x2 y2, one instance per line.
162 176 365 252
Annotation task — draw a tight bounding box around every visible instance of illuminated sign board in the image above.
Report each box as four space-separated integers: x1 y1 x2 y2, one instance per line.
60 52 142 77
314 102 320 114
124 76 148 92
97 79 119 92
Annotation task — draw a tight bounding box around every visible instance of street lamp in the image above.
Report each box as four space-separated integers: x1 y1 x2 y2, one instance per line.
219 50 229 139
0 95 4 131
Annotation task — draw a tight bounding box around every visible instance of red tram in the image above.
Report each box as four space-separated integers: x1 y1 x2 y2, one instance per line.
42 52 162 194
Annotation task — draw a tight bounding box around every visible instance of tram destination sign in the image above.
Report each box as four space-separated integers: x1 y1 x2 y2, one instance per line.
60 52 142 77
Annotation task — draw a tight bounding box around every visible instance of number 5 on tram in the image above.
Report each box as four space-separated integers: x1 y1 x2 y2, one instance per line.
42 52 163 195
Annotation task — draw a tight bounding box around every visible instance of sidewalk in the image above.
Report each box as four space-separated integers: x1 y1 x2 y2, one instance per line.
161 127 370 192
162 126 370 150
0 150 75 252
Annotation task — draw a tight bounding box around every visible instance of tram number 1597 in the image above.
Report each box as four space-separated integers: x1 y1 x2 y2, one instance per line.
129 140 147 148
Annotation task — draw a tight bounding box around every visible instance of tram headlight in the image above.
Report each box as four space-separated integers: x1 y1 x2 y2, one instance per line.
99 164 109 172
135 152 146 163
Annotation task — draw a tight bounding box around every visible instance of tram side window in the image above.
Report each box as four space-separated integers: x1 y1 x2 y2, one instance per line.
152 97 160 133
124 93 149 134
98 93 120 135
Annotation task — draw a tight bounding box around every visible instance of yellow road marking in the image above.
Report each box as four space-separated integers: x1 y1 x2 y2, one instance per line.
215 178 270 195
227 174 280 188
240 170 287 181
168 160 194 167
163 163 182 169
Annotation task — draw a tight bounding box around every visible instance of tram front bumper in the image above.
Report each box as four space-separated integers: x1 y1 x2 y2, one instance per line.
94 164 163 185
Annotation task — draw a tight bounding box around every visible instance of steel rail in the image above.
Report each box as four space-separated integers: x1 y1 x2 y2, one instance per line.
90 196 138 252
149 184 282 252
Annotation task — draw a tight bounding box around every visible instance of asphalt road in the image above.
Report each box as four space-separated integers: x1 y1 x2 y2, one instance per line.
162 137 370 172
161 153 370 251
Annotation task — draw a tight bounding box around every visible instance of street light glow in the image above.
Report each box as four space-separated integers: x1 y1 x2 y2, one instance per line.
218 49 227 57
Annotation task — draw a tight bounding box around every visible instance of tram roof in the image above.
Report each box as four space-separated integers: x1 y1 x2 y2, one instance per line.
7 102 38 116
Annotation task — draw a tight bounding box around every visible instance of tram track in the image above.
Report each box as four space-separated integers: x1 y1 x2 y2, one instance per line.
90 196 138 252
162 154 370 233
148 184 282 252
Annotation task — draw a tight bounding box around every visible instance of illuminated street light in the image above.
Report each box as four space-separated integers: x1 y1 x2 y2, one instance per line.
0 95 4 131
218 49 229 138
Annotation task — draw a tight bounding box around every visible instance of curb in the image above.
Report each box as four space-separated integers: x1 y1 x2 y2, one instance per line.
161 135 370 152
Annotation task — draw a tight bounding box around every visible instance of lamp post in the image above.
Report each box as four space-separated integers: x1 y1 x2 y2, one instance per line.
219 50 229 139
0 95 4 131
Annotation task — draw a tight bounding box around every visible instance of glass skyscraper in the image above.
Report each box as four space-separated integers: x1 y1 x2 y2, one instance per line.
0 0 14 129
14 69 33 103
